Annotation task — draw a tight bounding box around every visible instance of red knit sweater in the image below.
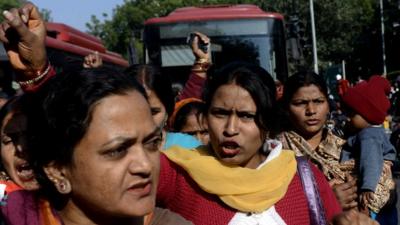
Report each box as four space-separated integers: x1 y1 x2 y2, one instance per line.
157 154 341 225
178 72 206 101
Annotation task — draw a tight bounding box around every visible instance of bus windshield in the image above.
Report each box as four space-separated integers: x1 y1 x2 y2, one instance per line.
144 18 287 81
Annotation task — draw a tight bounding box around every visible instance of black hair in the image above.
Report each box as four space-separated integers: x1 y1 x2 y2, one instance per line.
26 67 146 203
0 96 21 131
0 94 34 146
125 64 175 117
203 62 277 134
0 91 9 100
172 101 204 132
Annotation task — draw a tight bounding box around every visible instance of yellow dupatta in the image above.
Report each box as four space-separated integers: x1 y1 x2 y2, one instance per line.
163 146 297 213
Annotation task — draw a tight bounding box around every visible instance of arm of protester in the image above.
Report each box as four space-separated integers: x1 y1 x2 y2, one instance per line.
178 32 210 100
0 2 54 92
330 209 379 225
330 174 358 211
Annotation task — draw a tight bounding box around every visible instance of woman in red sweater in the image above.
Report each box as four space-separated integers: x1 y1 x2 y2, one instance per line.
156 62 341 225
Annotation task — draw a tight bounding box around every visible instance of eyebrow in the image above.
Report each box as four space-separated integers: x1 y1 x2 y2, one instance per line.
142 127 162 143
2 130 26 137
101 136 136 149
291 96 326 101
210 106 256 114
100 125 161 149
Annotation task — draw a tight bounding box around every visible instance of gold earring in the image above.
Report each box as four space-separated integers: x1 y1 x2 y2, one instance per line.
56 179 71 194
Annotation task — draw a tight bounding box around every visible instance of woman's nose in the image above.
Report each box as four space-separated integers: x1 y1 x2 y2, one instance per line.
305 103 316 115
14 142 27 158
223 115 239 136
128 147 152 177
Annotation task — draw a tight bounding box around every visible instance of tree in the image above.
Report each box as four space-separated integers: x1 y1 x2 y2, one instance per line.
86 0 385 79
312 0 375 67
40 8 53 22
0 0 25 21
85 13 107 39
0 0 53 22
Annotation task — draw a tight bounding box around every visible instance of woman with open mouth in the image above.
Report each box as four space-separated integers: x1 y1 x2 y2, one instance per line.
0 95 39 191
156 62 358 225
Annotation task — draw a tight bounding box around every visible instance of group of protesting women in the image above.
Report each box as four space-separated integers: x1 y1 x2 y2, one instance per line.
0 2 394 225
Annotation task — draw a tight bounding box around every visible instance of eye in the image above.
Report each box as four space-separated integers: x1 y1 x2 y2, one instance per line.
144 135 162 152
1 136 12 145
151 107 161 115
237 112 255 121
313 99 326 104
291 100 307 106
210 108 229 118
200 130 208 135
104 144 130 159
184 131 197 136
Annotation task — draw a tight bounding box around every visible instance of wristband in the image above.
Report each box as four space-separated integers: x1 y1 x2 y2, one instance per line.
191 59 211 72
17 62 51 86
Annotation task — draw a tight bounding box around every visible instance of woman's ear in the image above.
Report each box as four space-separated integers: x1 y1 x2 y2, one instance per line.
43 162 72 194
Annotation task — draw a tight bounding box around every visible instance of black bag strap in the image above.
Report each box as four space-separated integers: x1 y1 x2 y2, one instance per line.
296 156 328 225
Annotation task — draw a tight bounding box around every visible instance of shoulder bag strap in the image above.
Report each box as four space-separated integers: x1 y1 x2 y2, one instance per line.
296 156 328 225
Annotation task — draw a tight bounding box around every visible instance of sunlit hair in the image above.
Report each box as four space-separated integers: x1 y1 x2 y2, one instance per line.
125 64 175 117
0 96 20 133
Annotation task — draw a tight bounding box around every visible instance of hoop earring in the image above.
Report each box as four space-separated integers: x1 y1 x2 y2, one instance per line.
160 113 168 129
56 179 71 194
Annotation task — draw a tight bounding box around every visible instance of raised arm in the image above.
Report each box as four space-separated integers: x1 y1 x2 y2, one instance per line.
0 2 52 92
178 32 210 100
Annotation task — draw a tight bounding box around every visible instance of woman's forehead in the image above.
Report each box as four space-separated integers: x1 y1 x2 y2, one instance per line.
292 85 325 98
211 84 256 110
2 111 27 134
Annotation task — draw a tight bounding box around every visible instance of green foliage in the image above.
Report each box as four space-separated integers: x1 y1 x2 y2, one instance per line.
0 0 53 23
312 0 375 63
0 0 23 10
40 8 53 22
0 0 24 21
86 0 395 78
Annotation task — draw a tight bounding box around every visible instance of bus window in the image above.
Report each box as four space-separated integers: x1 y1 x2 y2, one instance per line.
144 18 287 82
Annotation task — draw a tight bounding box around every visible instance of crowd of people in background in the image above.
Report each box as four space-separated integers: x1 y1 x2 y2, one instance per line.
0 2 396 225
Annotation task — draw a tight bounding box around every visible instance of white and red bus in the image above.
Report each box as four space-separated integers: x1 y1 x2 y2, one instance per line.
143 4 288 84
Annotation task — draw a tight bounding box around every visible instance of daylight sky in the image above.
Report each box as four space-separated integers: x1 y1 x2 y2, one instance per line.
30 0 125 32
